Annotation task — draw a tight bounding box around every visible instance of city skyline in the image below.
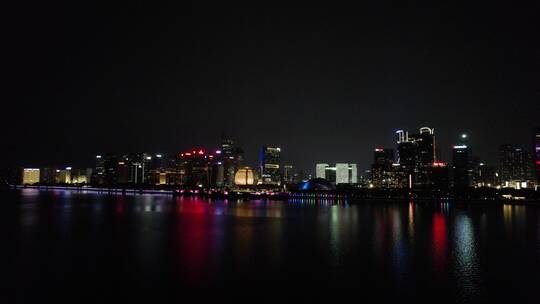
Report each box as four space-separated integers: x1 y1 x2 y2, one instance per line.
3 3 539 175
9 126 539 177
15 125 539 191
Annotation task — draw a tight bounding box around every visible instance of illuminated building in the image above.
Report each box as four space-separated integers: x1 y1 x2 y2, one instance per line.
22 168 40 184
283 165 293 184
178 149 225 187
534 127 540 184
102 154 120 185
147 154 166 185
71 168 92 184
315 163 357 185
55 168 72 184
475 163 497 188
316 163 329 179
92 155 106 184
371 148 394 188
259 146 281 185
395 127 437 187
212 161 224 187
499 144 534 188
452 145 472 188
220 135 244 187
234 167 256 186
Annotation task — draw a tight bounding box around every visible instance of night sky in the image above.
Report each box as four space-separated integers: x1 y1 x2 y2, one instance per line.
4 2 539 175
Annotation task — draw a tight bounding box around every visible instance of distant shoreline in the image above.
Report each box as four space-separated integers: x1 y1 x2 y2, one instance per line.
7 184 540 205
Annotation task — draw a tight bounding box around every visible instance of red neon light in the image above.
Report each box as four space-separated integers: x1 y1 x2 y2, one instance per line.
185 152 192 156
433 162 447 167
536 161 540 165
374 148 384 152
198 150 204 155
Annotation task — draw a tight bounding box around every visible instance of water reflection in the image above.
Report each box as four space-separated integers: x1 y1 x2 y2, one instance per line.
432 211 448 278
453 214 480 300
5 189 540 298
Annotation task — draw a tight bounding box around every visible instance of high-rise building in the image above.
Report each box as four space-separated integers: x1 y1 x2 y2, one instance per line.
316 163 329 179
475 163 497 188
283 165 293 184
178 149 214 187
396 127 437 187
371 148 395 188
429 162 449 189
499 144 534 188
452 145 473 188
55 168 72 184
220 135 244 187
259 146 281 185
22 168 40 184
534 127 540 184
315 163 357 185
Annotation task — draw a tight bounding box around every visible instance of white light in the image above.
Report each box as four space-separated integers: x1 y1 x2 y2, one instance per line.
146 156 152 160
156 154 162 158
461 134 468 139
96 155 102 159
66 167 72 170
453 145 468 149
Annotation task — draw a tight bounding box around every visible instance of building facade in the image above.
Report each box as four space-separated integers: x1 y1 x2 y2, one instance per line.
259 146 281 185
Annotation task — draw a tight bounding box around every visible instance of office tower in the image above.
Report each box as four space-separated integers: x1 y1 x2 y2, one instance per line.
221 135 244 187
429 162 449 189
178 149 214 187
475 163 497 187
55 168 72 184
212 161 225 187
371 148 394 188
499 144 514 183
397 140 418 180
315 163 357 184
259 146 281 185
70 168 91 184
412 127 436 164
534 128 540 184
373 148 395 165
452 145 473 188
102 154 120 185
316 163 329 179
283 165 293 184
499 144 534 188
147 154 165 185
22 168 40 184
92 155 106 184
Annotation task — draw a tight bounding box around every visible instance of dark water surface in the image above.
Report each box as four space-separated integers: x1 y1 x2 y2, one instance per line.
1 189 539 302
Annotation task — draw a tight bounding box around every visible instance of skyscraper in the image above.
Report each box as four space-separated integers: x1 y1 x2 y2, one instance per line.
499 144 534 188
534 127 540 184
220 135 244 187
371 148 394 188
259 146 281 185
452 145 472 188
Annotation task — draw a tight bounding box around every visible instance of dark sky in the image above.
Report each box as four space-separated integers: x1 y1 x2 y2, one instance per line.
4 2 539 175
